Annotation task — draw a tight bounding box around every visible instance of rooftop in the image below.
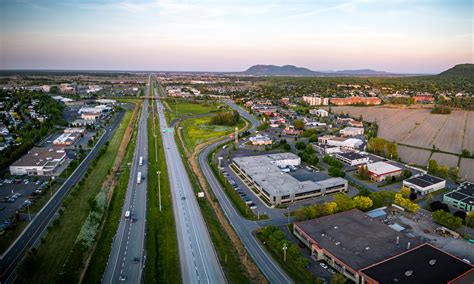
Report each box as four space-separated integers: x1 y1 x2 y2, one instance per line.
445 182 474 204
11 147 66 167
295 209 421 270
368 161 402 175
336 152 367 161
360 243 473 284
404 174 445 188
233 153 346 197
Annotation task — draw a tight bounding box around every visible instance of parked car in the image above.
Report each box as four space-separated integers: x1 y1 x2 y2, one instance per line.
320 262 328 269
249 203 257 210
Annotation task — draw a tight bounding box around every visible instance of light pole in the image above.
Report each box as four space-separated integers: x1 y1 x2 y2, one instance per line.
157 171 162 212
50 176 55 197
282 243 288 262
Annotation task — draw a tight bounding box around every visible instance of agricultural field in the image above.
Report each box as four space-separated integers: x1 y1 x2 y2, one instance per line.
165 100 223 122
331 106 473 155
460 159 474 181
430 153 460 168
397 145 432 166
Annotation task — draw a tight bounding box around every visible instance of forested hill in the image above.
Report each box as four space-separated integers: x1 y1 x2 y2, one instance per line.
438 64 474 78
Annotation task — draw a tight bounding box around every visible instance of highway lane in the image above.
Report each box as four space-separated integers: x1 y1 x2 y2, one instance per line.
0 110 125 284
103 80 150 283
153 78 225 283
198 100 293 283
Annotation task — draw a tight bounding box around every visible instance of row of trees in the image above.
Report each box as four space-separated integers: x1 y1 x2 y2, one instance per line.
367 137 398 159
210 110 240 126
428 159 460 181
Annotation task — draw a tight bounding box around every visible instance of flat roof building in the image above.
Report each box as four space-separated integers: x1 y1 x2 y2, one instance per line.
249 135 272 146
367 161 402 182
403 174 446 196
312 143 341 155
10 147 66 176
360 243 473 284
53 133 80 146
340 127 364 137
444 182 474 212
232 153 347 205
336 152 369 166
294 209 421 283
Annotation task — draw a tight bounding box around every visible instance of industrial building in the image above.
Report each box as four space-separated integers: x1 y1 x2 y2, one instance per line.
318 135 364 150
340 127 364 137
367 162 402 182
443 182 474 212
293 209 422 283
10 147 66 176
232 153 348 205
403 174 446 196
312 143 341 155
249 135 272 146
335 152 369 166
53 133 80 146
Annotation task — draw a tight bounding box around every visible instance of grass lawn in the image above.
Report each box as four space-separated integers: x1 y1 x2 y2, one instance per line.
181 117 245 152
144 101 181 283
18 110 133 284
82 107 140 283
165 100 222 122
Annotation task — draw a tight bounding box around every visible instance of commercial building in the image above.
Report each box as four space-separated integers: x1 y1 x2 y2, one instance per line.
403 174 446 196
249 135 272 146
71 119 95 126
367 162 402 182
96 99 117 105
10 147 66 176
359 243 473 284
443 182 474 212
336 152 369 166
64 127 86 134
282 125 303 136
340 127 364 137
309 109 329 117
81 113 101 121
293 209 422 283
302 96 329 106
53 133 80 146
312 143 341 155
348 120 363 128
232 153 348 205
318 135 364 150
330 97 382 106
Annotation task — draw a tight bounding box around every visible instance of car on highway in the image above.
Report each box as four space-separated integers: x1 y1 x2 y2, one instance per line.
119 275 127 281
133 257 140 263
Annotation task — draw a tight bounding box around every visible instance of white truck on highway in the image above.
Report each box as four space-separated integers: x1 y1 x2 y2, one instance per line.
137 172 142 184
139 156 143 166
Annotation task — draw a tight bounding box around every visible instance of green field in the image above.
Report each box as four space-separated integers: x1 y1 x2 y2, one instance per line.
165 100 222 122
145 100 181 283
82 107 140 283
16 110 133 284
181 117 245 152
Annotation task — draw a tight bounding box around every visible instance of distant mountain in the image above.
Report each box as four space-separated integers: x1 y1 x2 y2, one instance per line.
243 65 321 76
334 69 391 76
242 65 396 76
438 64 474 78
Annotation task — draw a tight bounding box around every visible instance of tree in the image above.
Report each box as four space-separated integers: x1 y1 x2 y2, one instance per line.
328 166 345 177
453 210 466 220
257 122 269 131
385 141 398 159
353 196 373 210
428 159 439 174
283 144 291 151
322 202 338 215
400 187 410 198
367 137 386 155
369 191 395 207
394 193 419 212
295 141 306 150
293 119 305 130
432 210 463 229
309 134 318 143
305 144 315 154
403 169 412 179
334 194 355 211
461 149 471 158
330 273 346 284
357 165 370 180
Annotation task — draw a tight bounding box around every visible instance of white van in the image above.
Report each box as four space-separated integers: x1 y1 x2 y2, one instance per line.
125 210 130 219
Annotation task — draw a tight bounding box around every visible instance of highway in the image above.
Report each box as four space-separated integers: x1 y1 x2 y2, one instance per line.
102 79 150 283
198 100 293 283
153 78 225 283
0 110 125 284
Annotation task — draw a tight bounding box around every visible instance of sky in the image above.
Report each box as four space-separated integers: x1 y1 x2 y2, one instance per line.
0 0 472 73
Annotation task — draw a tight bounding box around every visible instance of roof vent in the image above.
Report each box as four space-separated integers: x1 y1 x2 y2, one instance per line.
404 270 413 277
365 246 370 250
335 242 340 246
334 226 338 229
429 259 437 265
321 233 325 237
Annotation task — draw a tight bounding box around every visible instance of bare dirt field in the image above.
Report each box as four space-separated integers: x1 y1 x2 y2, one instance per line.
397 145 432 166
430 153 460 168
460 159 474 182
331 106 472 155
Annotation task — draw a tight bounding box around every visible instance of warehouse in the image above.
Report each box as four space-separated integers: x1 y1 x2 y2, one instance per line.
367 161 402 182
10 147 66 176
232 153 348 205
335 152 369 166
443 182 474 212
293 209 421 283
403 174 446 196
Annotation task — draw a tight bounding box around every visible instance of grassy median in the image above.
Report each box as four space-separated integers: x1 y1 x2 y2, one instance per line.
144 100 181 283
16 110 133 284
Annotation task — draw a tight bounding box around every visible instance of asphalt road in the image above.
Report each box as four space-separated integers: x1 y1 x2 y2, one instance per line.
153 78 225 283
102 81 149 283
198 100 293 283
0 110 125 284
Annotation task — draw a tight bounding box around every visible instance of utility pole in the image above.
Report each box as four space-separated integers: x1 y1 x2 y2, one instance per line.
157 171 162 212
282 243 288 262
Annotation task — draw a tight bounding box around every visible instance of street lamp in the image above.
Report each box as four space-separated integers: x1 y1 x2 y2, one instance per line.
157 171 162 212
282 243 288 262
50 176 55 197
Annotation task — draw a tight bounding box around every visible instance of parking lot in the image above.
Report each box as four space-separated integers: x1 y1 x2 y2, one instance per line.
0 178 49 226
